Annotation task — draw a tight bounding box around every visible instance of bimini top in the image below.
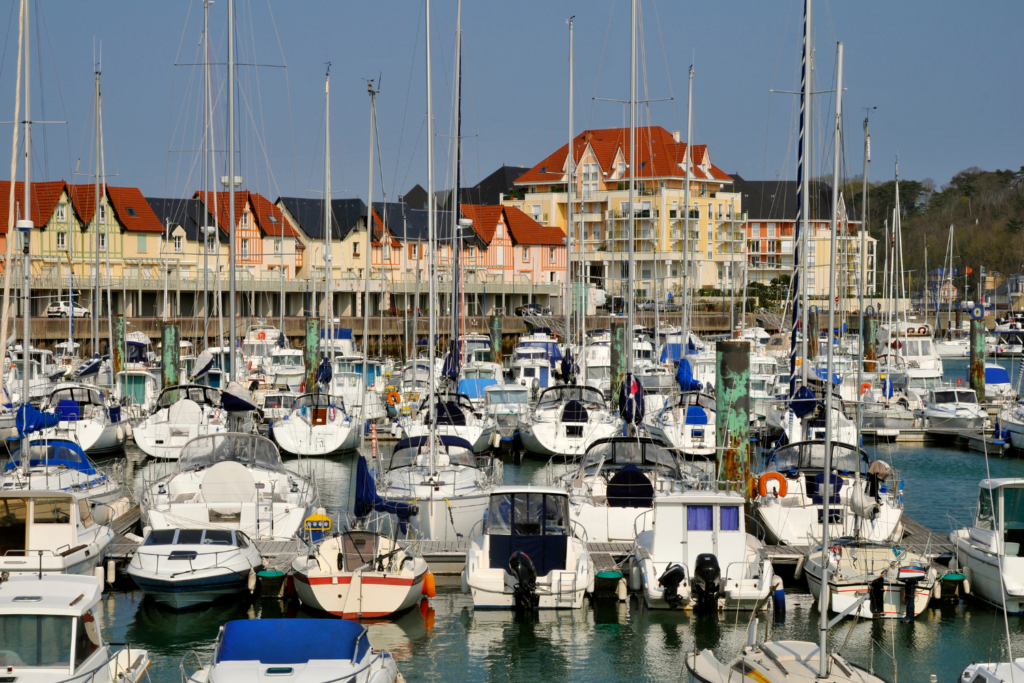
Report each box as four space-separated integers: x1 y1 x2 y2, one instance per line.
768 440 870 474
980 478 1024 490
0 574 101 617
7 439 96 475
537 385 606 408
157 385 222 410
216 619 369 665
389 435 476 470
177 433 286 474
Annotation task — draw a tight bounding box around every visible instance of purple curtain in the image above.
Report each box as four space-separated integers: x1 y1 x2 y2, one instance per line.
687 505 713 531
720 506 740 531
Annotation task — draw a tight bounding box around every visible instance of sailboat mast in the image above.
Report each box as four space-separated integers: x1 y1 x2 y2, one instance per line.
19 0 30 445
855 112 869 474
566 15 573 356
324 70 334 366
92 67 100 357
99 86 113 373
227 0 237 380
625 0 636 377
201 0 211 350
796 0 812 389
364 80 377 364
450 0 462 358
426 0 437 478
818 41 842 679
682 66 692 351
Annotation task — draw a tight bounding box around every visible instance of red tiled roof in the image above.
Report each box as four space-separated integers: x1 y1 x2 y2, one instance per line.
460 204 504 244
514 126 732 186
106 186 165 233
502 206 565 246
67 183 101 224
194 190 299 238
0 180 67 233
370 208 401 247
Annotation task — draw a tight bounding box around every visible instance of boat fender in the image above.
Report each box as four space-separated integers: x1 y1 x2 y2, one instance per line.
617 577 628 602
757 472 788 498
461 569 469 594
931 581 942 600
962 566 972 595
793 555 805 580
491 431 502 449
248 567 257 594
94 566 106 591
772 575 785 612
630 564 643 592
116 426 125 442
424 571 436 599
106 559 116 584
658 563 688 610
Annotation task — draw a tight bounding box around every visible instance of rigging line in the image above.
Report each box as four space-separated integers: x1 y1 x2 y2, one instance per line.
649 0 675 130
304 85 326 199
0 0 14 85
36 2 73 181
399 118 426 198
165 40 203 204
245 0 278 200
33 0 47 180
389 0 423 202
589 0 617 130
760 0 796 217
262 0 297 197
163 32 203 203
236 83 279 200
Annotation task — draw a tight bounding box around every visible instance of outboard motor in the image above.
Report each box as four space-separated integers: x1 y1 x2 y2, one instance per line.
657 563 687 609
508 551 539 611
692 554 722 613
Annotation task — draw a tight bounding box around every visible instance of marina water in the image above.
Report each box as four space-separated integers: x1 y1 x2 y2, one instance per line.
91 356 1023 681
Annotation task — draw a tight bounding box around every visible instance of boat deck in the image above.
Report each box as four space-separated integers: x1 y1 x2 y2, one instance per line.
765 515 954 566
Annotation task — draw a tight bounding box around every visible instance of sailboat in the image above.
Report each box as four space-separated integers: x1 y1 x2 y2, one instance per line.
377 0 502 543
689 8 887 681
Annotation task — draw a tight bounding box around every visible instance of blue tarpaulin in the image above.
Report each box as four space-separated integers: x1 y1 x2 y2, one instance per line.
661 343 682 363
813 368 843 384
217 619 368 665
319 328 354 340
986 366 1011 384
676 359 702 391
353 455 418 531
15 402 60 439
685 406 709 425
458 378 497 400
7 439 96 474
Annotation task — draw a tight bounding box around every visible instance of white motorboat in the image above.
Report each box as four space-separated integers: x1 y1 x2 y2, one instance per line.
0 489 113 577
750 355 780 420
999 403 1024 451
115 369 161 420
0 574 150 683
333 367 386 422
752 440 904 547
860 373 917 431
876 322 944 375
377 435 502 543
126 527 263 609
519 385 618 459
555 436 705 544
400 391 494 454
293 529 431 619
133 384 228 460
36 384 128 455
779 393 858 446
917 386 986 431
581 344 612 399
457 362 504 410
961 661 1024 682
140 432 318 542
644 391 716 457
5 438 123 509
268 348 305 392
986 364 1015 402
950 478 1024 614
632 490 777 612
509 346 555 397
272 393 360 456
239 320 282 382
483 384 530 452
462 486 593 609
180 619 403 683
635 366 676 414
803 539 937 619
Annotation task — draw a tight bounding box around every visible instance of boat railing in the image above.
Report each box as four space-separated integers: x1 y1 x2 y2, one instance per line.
570 520 589 545
179 650 207 683
633 509 654 539
724 559 765 585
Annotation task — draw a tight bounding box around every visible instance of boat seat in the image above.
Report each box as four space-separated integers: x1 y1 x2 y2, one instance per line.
168 399 203 426
606 464 654 508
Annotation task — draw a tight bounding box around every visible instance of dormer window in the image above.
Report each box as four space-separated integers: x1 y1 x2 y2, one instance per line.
98 205 107 223
241 213 251 230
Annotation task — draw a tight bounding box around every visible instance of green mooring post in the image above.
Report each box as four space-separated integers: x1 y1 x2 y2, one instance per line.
112 315 126 377
305 319 320 393
611 319 627 399
716 340 750 496
489 315 502 364
863 317 877 371
808 311 818 361
970 317 985 402
161 323 180 390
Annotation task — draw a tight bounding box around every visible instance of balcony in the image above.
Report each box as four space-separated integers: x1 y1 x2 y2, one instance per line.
606 208 660 220
579 212 603 222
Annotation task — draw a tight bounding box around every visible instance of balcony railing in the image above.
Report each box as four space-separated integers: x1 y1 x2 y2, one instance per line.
606 208 660 220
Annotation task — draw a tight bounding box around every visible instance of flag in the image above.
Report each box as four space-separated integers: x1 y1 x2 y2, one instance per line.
966 267 973 275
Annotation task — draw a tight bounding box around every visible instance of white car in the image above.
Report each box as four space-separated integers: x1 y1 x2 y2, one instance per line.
46 300 90 317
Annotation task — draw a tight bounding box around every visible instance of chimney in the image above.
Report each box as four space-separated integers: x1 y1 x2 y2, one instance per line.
673 130 681 143
584 131 593 143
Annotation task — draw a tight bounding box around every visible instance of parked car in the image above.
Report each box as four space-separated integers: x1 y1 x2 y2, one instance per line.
515 303 551 317
599 296 626 315
46 300 90 318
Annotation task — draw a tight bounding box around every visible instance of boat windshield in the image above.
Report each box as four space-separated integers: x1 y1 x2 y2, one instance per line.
389 439 477 470
272 355 302 367
462 338 491 355
956 391 977 404
0 615 75 668
47 387 104 407
580 439 680 478
176 433 286 474
242 342 273 358
485 389 529 406
536 385 606 409
770 441 868 474
263 394 297 410
157 385 221 410
293 394 342 410
665 392 716 413
638 374 674 393
142 528 248 547
463 367 499 381
932 390 958 403
486 492 569 537
587 366 611 380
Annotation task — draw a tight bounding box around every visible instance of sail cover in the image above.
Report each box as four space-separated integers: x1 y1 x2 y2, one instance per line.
618 373 645 425
676 359 702 392
353 455 418 531
15 402 60 439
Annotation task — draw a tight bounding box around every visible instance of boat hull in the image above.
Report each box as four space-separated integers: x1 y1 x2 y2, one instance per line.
128 568 253 609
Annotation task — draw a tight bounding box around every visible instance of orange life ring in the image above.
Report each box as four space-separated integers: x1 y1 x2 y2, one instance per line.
258 331 266 340
918 326 927 334
758 472 788 498
860 382 871 395
890 340 902 349
387 391 401 406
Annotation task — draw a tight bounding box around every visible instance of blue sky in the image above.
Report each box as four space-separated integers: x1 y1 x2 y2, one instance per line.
1 0 1021 201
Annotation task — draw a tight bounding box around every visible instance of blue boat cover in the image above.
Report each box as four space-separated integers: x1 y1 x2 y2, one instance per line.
986 366 1011 384
618 373 645 425
16 403 60 439
789 385 819 418
7 439 96 475
882 377 894 399
320 328 354 340
676 359 702 392
56 400 80 421
216 619 369 664
813 368 842 384
221 383 258 412
353 455 417 530
458 378 497 400
684 406 708 425
661 343 682 363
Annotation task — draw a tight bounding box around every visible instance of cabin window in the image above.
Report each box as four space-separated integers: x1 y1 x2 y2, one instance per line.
1004 488 1024 537
78 499 94 528
0 497 27 556
33 497 72 524
687 505 713 531
73 613 100 668
977 490 995 531
487 492 568 537
177 529 205 544
721 506 740 531
0 614 73 667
